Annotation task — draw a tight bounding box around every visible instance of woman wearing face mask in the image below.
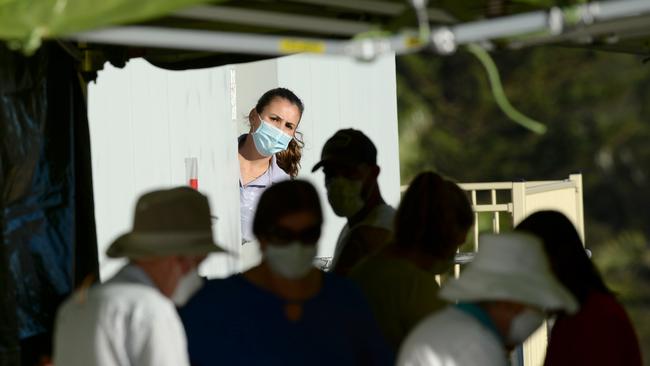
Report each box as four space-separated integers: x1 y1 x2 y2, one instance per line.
180 180 393 366
239 88 304 245
515 211 642 366
348 171 474 350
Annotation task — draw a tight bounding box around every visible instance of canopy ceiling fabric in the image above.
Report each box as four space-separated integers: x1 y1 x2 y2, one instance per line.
0 0 223 52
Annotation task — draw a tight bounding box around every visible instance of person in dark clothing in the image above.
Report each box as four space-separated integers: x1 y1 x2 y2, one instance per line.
181 180 393 366
516 210 642 366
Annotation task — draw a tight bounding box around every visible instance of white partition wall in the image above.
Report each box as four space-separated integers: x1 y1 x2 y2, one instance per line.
89 60 241 280
89 53 400 280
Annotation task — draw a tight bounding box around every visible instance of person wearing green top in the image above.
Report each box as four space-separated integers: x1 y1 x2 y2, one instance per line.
349 171 473 350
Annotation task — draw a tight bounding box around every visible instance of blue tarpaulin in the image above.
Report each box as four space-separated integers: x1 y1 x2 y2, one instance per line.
0 43 98 366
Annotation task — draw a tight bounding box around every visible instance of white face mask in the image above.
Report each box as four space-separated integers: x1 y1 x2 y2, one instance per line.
506 308 545 345
326 177 365 218
171 268 204 307
264 241 317 280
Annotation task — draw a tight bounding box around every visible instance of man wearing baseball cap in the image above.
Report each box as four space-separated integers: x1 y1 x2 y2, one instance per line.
53 187 228 366
397 233 578 366
312 129 395 274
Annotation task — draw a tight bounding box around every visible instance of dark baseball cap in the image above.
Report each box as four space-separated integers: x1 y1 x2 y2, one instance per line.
312 129 377 172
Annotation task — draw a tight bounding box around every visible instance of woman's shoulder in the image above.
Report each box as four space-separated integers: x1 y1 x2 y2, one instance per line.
270 154 290 182
581 291 628 318
555 291 634 333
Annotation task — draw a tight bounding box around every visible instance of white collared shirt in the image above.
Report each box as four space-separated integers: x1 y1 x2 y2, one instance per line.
398 307 508 366
53 264 190 366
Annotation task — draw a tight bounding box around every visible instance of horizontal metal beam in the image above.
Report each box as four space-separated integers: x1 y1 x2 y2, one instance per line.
172 5 373 36
69 26 421 60
71 26 347 55
433 0 650 54
509 12 650 48
67 0 650 59
596 0 650 21
451 10 552 45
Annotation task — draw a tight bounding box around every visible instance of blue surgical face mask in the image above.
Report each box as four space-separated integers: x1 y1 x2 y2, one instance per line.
252 120 293 156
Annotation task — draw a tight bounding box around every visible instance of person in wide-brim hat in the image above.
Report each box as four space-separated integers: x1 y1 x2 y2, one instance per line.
440 232 577 312
397 232 578 366
107 187 228 258
54 187 229 366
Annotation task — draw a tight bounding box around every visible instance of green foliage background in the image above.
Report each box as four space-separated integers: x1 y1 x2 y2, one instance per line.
396 46 650 363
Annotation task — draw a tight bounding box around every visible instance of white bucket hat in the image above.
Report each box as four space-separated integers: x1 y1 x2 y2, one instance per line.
441 232 578 313
107 187 229 259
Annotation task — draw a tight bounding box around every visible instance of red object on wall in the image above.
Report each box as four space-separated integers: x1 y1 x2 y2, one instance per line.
185 157 198 190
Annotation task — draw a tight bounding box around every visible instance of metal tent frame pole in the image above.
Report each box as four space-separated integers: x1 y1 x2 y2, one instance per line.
68 0 650 59
70 26 422 60
429 0 650 54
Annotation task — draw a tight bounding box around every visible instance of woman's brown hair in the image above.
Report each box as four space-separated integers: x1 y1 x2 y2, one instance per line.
515 210 610 304
255 88 304 178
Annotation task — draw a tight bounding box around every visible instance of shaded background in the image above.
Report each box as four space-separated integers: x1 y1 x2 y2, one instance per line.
396 46 650 364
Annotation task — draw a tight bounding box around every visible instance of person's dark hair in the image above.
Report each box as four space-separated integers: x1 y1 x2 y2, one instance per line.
255 87 305 178
515 210 610 304
253 179 322 239
393 172 473 258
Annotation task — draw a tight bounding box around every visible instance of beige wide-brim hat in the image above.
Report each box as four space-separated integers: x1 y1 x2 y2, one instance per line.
107 187 229 259
441 232 578 314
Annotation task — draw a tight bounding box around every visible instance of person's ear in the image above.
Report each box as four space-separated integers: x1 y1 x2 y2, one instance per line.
360 164 380 184
258 237 268 252
249 108 261 132
370 165 380 179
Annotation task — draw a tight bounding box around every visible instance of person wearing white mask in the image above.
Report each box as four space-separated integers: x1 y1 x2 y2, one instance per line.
180 180 394 366
311 129 395 275
238 87 304 246
53 187 228 366
397 233 578 366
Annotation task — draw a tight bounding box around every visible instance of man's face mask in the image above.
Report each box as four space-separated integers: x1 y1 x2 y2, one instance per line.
252 120 293 156
171 267 204 307
325 176 365 218
506 308 545 346
264 241 317 280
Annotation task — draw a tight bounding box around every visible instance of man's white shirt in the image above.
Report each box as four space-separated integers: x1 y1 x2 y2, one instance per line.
54 264 190 366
